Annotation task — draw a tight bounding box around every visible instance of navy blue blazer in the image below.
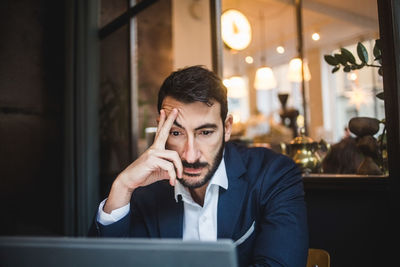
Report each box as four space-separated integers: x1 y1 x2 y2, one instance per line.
89 142 308 267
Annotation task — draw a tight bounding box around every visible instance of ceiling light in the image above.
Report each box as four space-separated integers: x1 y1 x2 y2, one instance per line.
245 56 254 64
276 46 285 54
225 76 248 98
312 32 320 41
287 57 311 82
254 12 277 91
254 67 277 90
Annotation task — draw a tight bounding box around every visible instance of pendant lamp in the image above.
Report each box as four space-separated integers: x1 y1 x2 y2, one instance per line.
288 57 311 82
254 12 277 91
224 53 247 99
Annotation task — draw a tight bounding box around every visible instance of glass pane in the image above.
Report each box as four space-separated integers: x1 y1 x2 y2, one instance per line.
221 0 386 175
100 0 128 28
134 0 213 155
99 22 132 197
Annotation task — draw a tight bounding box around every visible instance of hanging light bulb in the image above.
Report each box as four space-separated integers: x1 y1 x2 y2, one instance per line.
287 57 311 82
245 56 254 64
254 11 277 90
254 66 277 90
225 75 247 98
311 32 320 41
276 45 285 54
225 52 248 98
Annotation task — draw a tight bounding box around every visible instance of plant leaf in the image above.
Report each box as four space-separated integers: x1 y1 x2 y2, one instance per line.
341 48 356 64
357 42 369 63
334 53 347 65
376 91 384 100
332 66 340 73
373 39 381 58
378 67 383 76
375 39 381 50
343 65 351 72
324 55 339 66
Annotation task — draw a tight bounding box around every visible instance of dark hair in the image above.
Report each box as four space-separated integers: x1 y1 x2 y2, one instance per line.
157 65 228 121
322 137 363 174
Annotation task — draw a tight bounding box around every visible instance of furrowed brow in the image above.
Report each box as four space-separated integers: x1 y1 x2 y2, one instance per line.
194 123 218 131
172 121 218 131
173 120 184 129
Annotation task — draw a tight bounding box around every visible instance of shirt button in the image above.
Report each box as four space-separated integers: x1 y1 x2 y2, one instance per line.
201 216 207 222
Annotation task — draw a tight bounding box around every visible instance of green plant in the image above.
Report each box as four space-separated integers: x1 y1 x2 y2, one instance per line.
324 39 383 99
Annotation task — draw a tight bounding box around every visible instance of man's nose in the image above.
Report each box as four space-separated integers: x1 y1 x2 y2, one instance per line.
182 136 200 163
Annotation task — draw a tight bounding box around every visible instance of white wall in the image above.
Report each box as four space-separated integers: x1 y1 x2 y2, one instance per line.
172 0 212 70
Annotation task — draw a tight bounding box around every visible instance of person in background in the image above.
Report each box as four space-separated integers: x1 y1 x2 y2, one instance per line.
89 65 308 266
322 136 363 174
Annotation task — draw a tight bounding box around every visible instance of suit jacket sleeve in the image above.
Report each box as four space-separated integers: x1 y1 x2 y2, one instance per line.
250 154 308 267
87 194 150 238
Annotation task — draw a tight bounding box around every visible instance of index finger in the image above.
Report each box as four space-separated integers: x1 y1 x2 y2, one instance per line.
153 108 178 149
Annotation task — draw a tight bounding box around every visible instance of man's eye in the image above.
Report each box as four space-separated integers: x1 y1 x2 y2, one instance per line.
170 131 181 136
201 130 213 136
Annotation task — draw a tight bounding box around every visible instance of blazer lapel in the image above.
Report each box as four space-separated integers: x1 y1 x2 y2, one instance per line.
158 188 184 238
217 143 248 239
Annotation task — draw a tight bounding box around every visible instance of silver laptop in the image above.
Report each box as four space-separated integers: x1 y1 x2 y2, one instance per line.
0 236 238 267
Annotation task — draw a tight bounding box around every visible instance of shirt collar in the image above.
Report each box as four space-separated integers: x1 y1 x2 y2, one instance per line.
174 156 228 203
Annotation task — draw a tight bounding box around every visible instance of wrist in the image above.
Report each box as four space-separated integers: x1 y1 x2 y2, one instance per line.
114 173 137 193
103 177 135 214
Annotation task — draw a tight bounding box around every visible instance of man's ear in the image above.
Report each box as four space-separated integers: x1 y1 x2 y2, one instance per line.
224 114 233 142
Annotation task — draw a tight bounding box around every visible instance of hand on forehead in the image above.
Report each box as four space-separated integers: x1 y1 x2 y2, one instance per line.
159 96 222 128
161 104 181 117
159 99 182 124
161 96 183 111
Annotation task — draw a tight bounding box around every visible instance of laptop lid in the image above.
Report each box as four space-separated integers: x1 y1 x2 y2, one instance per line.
0 236 238 267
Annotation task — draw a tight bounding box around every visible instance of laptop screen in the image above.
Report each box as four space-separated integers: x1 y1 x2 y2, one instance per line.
0 236 238 267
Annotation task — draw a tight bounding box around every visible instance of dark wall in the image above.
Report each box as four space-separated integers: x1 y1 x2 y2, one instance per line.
0 0 65 235
306 186 393 266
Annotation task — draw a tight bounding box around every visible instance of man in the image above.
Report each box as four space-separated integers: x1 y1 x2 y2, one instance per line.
89 65 308 266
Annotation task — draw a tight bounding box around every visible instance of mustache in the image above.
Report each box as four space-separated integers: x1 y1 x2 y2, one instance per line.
182 160 209 169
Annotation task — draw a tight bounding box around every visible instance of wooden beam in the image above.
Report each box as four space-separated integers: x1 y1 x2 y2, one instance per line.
210 0 223 77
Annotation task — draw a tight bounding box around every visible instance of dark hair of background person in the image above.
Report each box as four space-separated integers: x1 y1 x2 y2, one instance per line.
157 65 228 121
322 137 363 174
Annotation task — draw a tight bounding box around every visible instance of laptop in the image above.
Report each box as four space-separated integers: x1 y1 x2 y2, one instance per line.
0 236 238 267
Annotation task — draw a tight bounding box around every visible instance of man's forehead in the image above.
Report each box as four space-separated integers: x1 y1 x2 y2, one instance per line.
161 97 221 127
161 96 218 113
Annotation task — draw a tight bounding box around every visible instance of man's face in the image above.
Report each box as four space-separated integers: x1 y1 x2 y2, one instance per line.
161 96 232 189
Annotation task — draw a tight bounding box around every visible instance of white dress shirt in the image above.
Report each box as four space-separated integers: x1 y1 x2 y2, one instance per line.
97 159 228 241
174 159 228 241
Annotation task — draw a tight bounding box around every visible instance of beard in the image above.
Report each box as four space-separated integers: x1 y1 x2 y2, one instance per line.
177 140 225 189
